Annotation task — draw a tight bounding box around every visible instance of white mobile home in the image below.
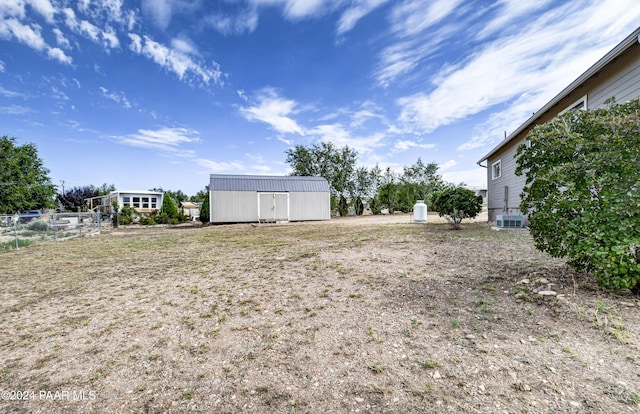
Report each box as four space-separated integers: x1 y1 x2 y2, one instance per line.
209 175 331 224
101 190 164 215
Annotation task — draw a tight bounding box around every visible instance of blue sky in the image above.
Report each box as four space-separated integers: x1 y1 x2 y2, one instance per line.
1 0 639 196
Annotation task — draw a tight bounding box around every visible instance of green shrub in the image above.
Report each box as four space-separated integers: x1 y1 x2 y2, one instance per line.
432 186 483 230
27 220 49 232
0 239 34 250
117 204 138 225
516 98 640 293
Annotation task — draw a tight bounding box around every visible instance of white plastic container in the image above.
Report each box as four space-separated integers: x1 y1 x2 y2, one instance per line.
413 200 427 223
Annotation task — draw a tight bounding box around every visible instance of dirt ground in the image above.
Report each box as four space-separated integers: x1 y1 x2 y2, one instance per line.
1 214 639 413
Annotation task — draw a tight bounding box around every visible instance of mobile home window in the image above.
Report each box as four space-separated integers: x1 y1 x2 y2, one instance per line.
132 197 140 208
151 197 157 209
492 160 502 180
123 197 130 205
142 197 149 208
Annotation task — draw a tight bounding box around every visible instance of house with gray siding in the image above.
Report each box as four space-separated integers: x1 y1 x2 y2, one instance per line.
208 174 331 223
478 27 640 223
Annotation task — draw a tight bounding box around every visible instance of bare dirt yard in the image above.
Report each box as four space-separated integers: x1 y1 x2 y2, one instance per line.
1 214 639 413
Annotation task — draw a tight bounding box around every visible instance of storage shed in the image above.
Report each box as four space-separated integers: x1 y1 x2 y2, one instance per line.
209 175 331 223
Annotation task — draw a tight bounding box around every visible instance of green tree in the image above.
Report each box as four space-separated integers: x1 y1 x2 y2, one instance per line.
160 192 178 218
399 158 446 211
432 186 483 230
57 185 98 212
0 135 56 213
285 142 358 216
375 167 399 213
516 98 640 293
96 183 116 196
350 166 376 215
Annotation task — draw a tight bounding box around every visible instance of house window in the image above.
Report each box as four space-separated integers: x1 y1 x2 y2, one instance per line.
132 197 140 208
560 95 587 115
492 160 502 180
123 197 130 206
151 197 157 209
142 197 149 209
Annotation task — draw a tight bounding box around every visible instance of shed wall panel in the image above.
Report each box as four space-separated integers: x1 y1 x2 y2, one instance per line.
210 191 258 223
289 192 331 221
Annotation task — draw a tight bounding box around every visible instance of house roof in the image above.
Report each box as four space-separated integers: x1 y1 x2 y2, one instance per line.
209 174 330 192
180 202 199 209
478 26 640 164
108 190 164 196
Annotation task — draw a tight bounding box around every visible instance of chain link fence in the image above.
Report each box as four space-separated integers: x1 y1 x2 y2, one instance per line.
0 212 102 250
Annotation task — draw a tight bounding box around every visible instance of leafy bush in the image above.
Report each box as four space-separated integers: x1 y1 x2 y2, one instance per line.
516 98 640 293
432 186 483 230
161 193 178 217
117 205 139 225
27 220 49 232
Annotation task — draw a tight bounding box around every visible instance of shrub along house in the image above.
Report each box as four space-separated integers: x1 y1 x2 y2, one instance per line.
208 174 331 224
477 26 640 226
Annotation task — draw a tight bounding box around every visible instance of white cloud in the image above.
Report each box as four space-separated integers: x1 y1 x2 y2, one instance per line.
128 32 142 53
477 0 554 39
276 136 293 146
52 27 71 48
308 123 385 154
393 139 436 152
171 36 198 55
0 60 4 72
439 159 457 171
78 0 136 29
0 104 34 115
0 1 26 19
0 86 26 98
395 0 640 141
127 34 224 85
239 88 305 135
26 0 56 23
141 0 173 29
336 0 389 35
0 17 72 64
112 127 200 156
0 18 47 51
389 0 462 38
205 8 259 35
195 158 245 173
47 47 73 64
102 26 119 49
99 86 131 108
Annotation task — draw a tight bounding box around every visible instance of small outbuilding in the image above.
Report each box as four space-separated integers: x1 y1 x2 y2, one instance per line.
209 174 331 224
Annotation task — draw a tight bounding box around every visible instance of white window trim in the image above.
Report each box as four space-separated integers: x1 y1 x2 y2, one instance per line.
492 159 502 180
559 94 587 115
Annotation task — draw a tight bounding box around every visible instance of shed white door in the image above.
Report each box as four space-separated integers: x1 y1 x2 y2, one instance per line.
258 193 289 222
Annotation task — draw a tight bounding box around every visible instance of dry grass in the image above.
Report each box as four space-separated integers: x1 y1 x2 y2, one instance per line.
1 217 639 413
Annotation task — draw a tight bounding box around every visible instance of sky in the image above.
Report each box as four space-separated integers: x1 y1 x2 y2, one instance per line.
1 0 640 197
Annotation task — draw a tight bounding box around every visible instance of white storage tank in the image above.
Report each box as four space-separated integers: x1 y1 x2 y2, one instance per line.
413 200 427 223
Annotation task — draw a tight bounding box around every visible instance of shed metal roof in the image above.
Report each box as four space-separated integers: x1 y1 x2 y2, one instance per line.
209 174 330 192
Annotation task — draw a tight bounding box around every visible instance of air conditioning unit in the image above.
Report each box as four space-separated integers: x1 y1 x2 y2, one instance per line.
496 214 524 228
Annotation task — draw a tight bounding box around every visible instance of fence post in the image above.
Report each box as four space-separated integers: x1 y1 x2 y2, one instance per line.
78 212 82 237
13 218 18 249
53 213 57 242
